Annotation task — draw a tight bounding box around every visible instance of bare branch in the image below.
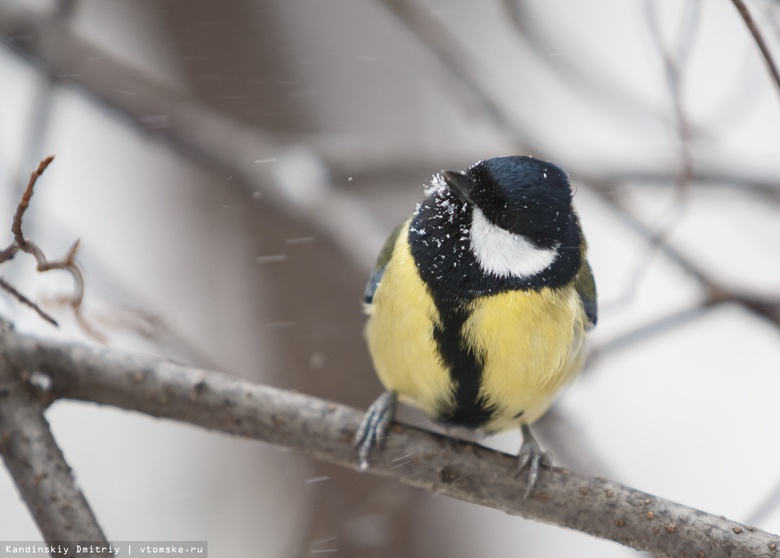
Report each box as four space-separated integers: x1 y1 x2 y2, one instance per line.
0 156 105 341
590 305 712 362
0 3 385 269
0 326 776 557
0 340 108 549
0 155 60 327
607 0 702 309
379 0 538 154
373 0 780 331
730 0 780 101
0 277 57 327
3 2 779 325
499 0 661 124
12 154 55 252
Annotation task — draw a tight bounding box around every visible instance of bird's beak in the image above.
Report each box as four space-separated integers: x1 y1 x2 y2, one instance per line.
441 170 475 204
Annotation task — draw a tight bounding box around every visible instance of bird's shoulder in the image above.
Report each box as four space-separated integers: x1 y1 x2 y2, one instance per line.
363 218 408 305
572 243 597 328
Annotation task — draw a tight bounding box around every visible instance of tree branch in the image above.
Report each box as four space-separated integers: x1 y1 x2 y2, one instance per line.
1 325 777 557
0 340 108 552
0 2 385 269
0 155 105 341
379 0 539 154
730 0 780 101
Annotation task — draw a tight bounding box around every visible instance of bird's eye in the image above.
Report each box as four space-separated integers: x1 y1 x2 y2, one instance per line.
496 212 516 230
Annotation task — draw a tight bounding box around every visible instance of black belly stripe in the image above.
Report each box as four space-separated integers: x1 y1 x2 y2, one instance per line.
431 294 495 428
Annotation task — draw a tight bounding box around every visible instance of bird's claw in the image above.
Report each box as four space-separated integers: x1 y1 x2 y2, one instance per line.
515 424 552 500
354 391 397 471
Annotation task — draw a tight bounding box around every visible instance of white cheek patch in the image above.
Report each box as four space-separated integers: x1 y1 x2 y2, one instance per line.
470 207 558 279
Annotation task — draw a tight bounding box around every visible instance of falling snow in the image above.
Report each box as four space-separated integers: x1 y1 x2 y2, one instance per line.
304 475 330 484
284 236 314 245
423 173 448 197
256 254 287 264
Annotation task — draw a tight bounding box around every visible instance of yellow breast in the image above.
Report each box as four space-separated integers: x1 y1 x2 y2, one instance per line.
364 222 453 417
364 222 587 432
461 287 586 431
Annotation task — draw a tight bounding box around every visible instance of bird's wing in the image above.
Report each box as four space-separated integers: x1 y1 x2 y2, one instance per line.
363 220 406 305
574 254 598 328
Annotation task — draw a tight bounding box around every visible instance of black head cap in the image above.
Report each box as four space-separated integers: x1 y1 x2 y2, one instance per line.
441 156 574 249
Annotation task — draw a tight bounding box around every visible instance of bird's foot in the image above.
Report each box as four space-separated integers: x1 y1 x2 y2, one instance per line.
515 424 552 500
353 391 397 471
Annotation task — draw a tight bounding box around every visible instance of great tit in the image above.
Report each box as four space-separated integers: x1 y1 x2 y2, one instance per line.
354 156 597 498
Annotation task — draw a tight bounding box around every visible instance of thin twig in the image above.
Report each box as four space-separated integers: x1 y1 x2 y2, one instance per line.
581 176 713 288
730 0 780 101
379 0 538 154
375 0 780 336
591 176 780 331
0 155 105 341
609 0 700 309
0 277 57 326
0 326 777 558
600 168 780 201
499 0 660 124
591 304 710 359
12 155 55 251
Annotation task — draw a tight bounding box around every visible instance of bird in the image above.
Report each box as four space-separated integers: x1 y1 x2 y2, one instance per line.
353 155 597 498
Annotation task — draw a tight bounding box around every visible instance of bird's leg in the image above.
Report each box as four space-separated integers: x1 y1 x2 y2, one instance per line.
353 391 397 471
515 423 553 499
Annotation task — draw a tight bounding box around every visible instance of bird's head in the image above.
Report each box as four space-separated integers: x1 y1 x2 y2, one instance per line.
410 156 581 296
440 156 576 280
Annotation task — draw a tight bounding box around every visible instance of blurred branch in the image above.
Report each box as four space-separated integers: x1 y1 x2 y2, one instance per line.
0 276 56 327
12 0 73 196
376 0 718 338
0 2 384 269
2 2 779 288
644 0 699 198
591 305 711 358
589 176 780 326
601 168 780 200
379 0 539 154
746 474 780 527
613 0 700 307
583 177 711 287
730 0 780 101
0 342 108 551
379 0 780 344
0 326 777 557
499 0 662 128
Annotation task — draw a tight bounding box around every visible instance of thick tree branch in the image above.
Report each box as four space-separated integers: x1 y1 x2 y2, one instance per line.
0 326 777 557
0 348 108 553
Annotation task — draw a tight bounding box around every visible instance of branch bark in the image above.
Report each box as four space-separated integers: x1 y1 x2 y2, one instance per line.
0 340 108 554
1 325 777 557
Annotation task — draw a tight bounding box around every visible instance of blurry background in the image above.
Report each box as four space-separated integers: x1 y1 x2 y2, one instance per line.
1 0 780 556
